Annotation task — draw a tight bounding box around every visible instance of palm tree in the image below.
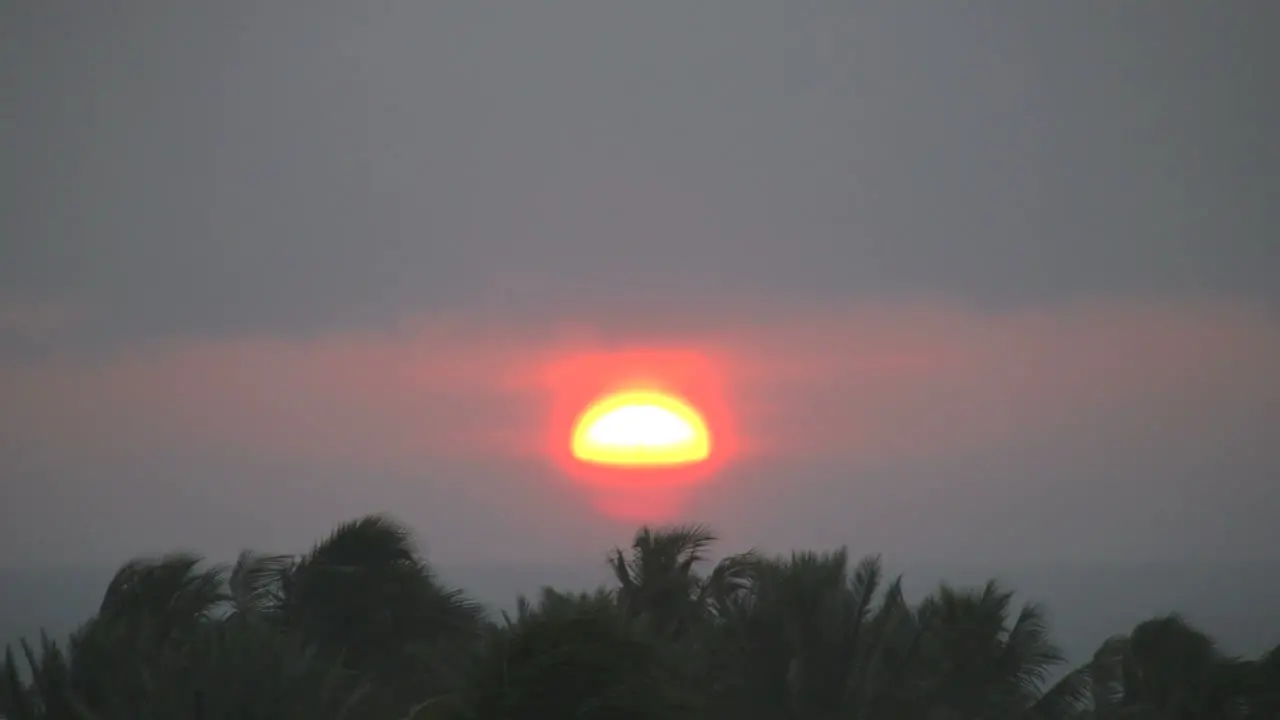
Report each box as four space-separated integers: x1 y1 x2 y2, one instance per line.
1 515 482 720
274 515 483 719
1110 615 1254 720
8 515 1280 720
610 524 710 638
457 587 694 720
279 515 479 654
910 581 1091 719
1066 619 1278 720
0 634 75 720
67 553 228 719
0 552 379 720
704 549 921 720
0 645 31 719
608 524 758 640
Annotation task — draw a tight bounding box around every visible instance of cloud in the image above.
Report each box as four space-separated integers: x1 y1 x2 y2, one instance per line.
722 298 1280 464
1 320 539 467
2 297 1277 476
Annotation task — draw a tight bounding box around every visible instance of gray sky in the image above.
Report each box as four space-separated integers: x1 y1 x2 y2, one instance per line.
2 1 1278 569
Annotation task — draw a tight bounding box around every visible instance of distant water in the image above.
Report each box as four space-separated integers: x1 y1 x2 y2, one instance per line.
5 562 1278 670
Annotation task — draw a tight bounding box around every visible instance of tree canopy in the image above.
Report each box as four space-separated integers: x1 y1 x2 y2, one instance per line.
2 514 1275 720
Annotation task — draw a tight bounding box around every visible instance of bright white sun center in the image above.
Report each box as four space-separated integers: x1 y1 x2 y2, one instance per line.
584 404 696 447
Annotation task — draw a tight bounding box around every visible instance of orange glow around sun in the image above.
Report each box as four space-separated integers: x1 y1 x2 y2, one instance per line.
540 347 738 522
571 389 711 467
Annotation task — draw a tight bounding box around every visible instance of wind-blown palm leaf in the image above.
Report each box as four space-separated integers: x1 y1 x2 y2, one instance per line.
912 580 1073 719
1 645 35 720
611 526 715 589
845 573 924 719
1121 614 1244 718
841 554 884 681
298 515 421 573
698 551 759 617
609 524 720 638
46 552 228 719
1089 633 1131 715
279 513 483 716
14 633 81 720
98 553 227 635
848 555 884 621
708 548 915 720
284 514 481 638
1002 602 1069 697
1025 662 1093 719
227 550 293 619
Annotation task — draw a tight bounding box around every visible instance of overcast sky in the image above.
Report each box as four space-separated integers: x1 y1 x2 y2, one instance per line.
2 1 1277 569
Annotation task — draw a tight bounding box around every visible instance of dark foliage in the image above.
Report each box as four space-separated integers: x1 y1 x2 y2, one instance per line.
2 515 1275 720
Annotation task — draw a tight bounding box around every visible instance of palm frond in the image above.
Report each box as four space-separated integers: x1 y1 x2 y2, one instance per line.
699 550 760 615
1089 634 1130 714
301 514 420 572
847 555 883 620
1003 602 1068 696
608 548 635 596
227 550 293 617
1 645 34 720
98 553 227 632
1025 662 1093 719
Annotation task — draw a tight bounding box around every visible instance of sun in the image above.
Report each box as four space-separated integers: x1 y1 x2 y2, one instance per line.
570 389 711 467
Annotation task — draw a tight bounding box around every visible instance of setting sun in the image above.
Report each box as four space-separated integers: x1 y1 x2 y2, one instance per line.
571 389 711 467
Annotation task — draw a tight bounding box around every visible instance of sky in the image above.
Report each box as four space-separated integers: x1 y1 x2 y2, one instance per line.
2 1 1278 571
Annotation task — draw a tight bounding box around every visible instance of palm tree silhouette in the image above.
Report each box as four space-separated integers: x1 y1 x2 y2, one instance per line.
3 514 1278 720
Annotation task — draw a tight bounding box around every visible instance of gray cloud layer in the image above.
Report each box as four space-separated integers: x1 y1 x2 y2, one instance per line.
4 1 1276 342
